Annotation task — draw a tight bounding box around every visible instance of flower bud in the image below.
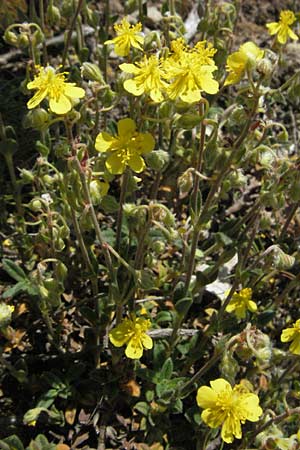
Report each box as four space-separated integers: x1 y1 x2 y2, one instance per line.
256 58 273 77
46 4 61 25
89 180 109 205
145 149 170 171
30 199 43 211
19 169 35 183
17 33 29 48
81 62 105 84
144 31 160 51
23 108 49 130
152 240 165 254
0 304 14 328
177 169 193 199
4 30 18 47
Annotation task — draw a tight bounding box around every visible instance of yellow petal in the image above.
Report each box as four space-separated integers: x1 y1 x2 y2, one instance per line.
281 327 296 342
196 386 217 409
127 154 145 173
133 132 155 154
117 118 136 137
266 22 281 35
210 378 232 395
239 394 262 422
106 152 126 174
123 79 145 96
289 335 300 355
287 27 299 41
119 63 140 74
49 94 72 114
141 333 153 350
277 28 288 44
125 336 143 359
64 84 85 99
109 319 133 347
248 300 257 312
221 415 241 443
27 89 47 109
95 132 116 152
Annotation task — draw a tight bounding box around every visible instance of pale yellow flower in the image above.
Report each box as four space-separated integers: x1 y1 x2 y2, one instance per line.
163 38 219 103
109 315 153 359
27 66 85 115
95 118 155 174
225 288 257 319
105 18 144 56
225 42 264 86
267 10 298 44
120 55 168 103
281 319 300 354
196 378 262 443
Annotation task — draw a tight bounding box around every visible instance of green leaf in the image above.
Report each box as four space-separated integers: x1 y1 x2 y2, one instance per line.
175 297 193 317
2 281 27 298
0 435 24 450
133 401 150 416
100 195 119 213
2 259 27 282
160 358 173 380
174 113 202 129
155 311 172 324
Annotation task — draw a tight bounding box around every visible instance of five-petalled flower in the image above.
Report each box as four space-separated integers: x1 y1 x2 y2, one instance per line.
105 18 144 56
281 319 300 355
120 55 168 103
196 378 262 443
225 288 257 319
225 41 264 86
163 38 219 103
95 118 155 174
266 10 298 44
27 66 85 115
109 315 153 359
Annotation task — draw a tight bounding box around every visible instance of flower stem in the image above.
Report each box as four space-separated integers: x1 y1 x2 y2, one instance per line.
62 0 84 67
115 169 130 252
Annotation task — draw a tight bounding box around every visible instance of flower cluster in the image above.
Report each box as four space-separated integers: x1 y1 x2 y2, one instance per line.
120 37 219 103
196 378 262 443
281 319 300 354
109 314 153 359
225 288 257 319
27 66 85 115
266 10 298 44
95 118 155 174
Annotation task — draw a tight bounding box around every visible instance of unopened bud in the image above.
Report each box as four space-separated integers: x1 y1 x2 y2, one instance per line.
90 180 109 205
46 4 61 25
23 108 49 130
4 30 18 46
30 199 43 211
145 149 169 171
177 169 193 199
81 62 105 84
18 33 29 48
257 58 273 77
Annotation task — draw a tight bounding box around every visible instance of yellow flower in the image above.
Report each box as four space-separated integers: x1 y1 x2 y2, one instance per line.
95 118 155 174
266 10 298 44
225 288 257 319
163 38 219 103
281 319 300 354
120 55 168 103
27 66 85 115
105 18 144 56
109 315 153 359
225 41 264 86
196 378 262 444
